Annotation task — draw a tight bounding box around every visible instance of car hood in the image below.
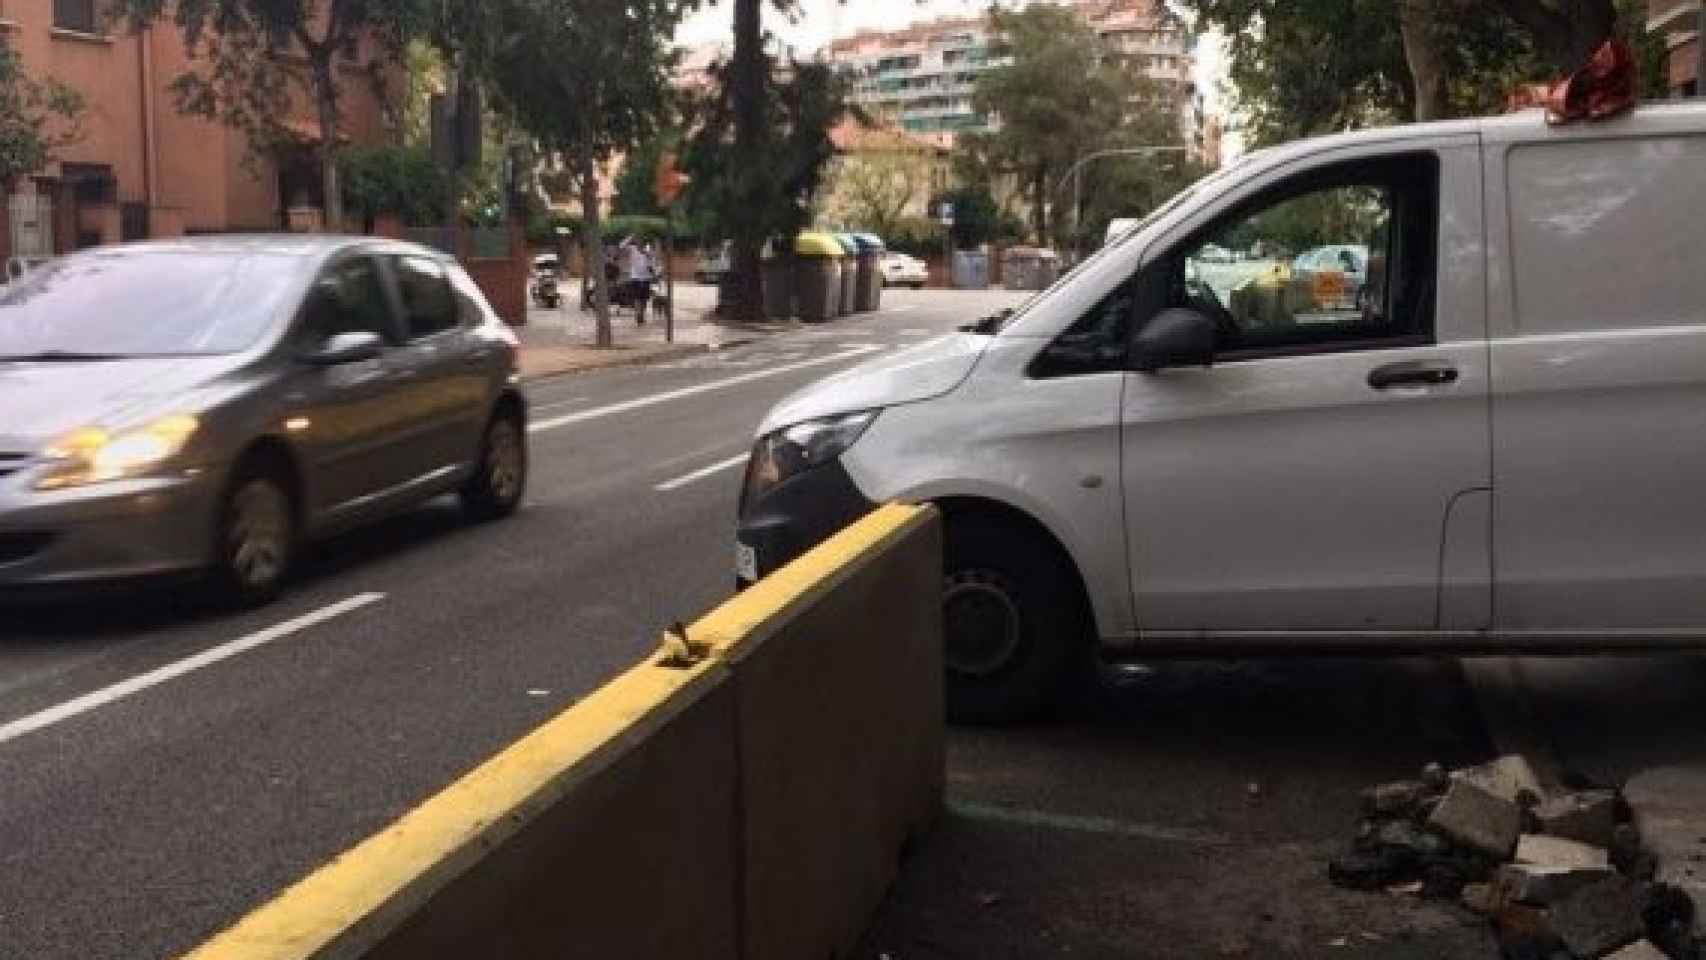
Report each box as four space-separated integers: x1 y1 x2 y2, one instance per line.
757 333 990 436
0 357 232 448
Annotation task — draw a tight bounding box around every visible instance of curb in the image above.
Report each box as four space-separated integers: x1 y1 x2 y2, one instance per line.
518 342 710 384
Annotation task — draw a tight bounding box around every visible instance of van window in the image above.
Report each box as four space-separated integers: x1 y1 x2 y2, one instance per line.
1156 154 1437 360
1508 135 1706 334
392 254 460 340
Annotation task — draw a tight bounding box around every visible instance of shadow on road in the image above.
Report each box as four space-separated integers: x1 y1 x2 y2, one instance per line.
1 499 474 641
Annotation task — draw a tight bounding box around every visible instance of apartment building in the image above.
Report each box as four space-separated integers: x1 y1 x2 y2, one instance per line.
1649 0 1702 97
825 0 1199 147
0 0 396 259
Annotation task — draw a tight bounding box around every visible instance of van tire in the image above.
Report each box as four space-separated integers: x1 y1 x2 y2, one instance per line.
942 517 1087 724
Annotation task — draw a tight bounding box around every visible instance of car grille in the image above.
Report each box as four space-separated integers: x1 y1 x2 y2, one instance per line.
0 532 53 565
0 453 29 479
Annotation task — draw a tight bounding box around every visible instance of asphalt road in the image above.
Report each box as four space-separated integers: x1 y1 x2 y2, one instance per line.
0 287 1023 960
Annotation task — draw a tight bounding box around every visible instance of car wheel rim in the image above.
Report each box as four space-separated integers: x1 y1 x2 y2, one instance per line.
229 481 289 588
943 570 1023 678
486 420 524 503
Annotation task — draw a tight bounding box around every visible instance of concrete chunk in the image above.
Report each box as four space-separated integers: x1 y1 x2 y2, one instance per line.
1604 939 1668 960
1453 755 1546 805
1495 861 1615 906
1428 778 1521 860
1550 875 1646 959
1362 780 1431 817
1515 833 1610 870
1536 790 1619 848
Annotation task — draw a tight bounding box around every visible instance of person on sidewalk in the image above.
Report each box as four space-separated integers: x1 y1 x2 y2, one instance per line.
626 237 653 325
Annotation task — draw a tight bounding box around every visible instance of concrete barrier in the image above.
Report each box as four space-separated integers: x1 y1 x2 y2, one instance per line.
185 502 942 960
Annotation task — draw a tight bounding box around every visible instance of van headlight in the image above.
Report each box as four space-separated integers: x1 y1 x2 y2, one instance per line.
35 415 200 491
743 410 879 505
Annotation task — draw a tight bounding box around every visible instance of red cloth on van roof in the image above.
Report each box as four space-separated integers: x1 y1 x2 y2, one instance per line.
1507 38 1639 125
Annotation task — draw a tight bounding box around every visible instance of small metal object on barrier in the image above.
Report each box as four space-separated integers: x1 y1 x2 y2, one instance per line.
658 621 710 668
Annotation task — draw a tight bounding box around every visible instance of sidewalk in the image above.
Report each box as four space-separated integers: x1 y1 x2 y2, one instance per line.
515 281 778 381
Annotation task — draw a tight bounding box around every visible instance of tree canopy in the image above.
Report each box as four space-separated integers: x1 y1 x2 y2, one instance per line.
0 39 84 189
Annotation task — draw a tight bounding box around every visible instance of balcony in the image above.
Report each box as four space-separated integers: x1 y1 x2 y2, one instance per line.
1651 0 1702 33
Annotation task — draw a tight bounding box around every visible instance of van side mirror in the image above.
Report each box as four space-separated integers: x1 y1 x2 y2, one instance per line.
305 331 384 366
1130 308 1216 372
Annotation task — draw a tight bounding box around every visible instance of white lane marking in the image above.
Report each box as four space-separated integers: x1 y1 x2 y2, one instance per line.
529 344 883 434
531 395 591 413
654 453 749 492
885 305 917 314
0 593 386 746
901 328 932 336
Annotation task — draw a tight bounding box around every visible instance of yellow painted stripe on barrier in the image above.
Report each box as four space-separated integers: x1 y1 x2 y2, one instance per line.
183 655 724 960
693 503 931 658
182 501 931 960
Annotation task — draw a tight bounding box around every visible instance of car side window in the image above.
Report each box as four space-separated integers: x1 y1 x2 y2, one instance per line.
1163 154 1437 360
391 254 459 340
302 256 391 343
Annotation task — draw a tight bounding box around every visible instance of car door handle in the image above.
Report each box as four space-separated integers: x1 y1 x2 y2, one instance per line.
1368 360 1459 390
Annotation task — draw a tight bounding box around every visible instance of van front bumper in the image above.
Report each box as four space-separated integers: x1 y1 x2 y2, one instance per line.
734 458 877 586
0 471 217 590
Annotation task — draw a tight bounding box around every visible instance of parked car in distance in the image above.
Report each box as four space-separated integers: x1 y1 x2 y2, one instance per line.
880 252 929 289
693 241 732 284
738 102 1706 723
0 236 529 606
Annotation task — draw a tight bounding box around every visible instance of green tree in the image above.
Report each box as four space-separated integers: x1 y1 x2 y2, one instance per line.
819 141 936 238
967 3 1172 248
614 131 679 218
0 39 85 188
338 143 446 228
117 0 431 231
1179 0 1649 143
449 0 685 347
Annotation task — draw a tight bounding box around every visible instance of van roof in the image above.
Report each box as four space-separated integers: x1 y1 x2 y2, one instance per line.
1225 101 1706 172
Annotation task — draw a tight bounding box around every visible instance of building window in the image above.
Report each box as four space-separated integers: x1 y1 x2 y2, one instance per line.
54 0 97 33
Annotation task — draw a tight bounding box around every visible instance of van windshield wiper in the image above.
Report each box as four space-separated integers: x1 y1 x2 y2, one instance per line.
961 308 1014 335
0 350 125 362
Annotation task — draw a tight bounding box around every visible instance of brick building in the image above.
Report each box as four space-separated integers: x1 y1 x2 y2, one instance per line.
0 0 396 259
1649 0 1702 97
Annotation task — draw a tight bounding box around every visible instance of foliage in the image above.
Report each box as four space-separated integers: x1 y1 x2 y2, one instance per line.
965 3 1178 246
0 39 84 187
527 211 681 247
614 130 681 217
1178 0 1644 143
115 0 431 228
929 183 1013 249
339 144 447 226
818 142 937 238
880 215 946 257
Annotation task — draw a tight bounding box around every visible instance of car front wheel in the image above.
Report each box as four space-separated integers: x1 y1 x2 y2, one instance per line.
942 516 1088 723
211 459 297 607
461 409 528 521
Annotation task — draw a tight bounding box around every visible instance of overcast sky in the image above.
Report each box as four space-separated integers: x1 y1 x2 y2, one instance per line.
675 1 1234 154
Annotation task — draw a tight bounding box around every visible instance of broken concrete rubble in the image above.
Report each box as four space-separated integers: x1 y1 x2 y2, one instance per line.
1496 860 1616 907
1606 941 1671 960
1551 875 1648 959
1540 790 1623 849
1430 777 1523 860
1517 834 1614 871
1455 755 1548 806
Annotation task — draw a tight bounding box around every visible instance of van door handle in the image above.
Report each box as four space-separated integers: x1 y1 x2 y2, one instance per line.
1368 360 1459 390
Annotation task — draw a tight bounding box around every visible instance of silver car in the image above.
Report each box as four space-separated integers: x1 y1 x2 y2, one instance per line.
0 236 529 604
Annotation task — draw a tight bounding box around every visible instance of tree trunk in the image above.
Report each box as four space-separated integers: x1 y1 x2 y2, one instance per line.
1399 0 1449 121
578 153 612 348
729 0 766 321
311 53 343 232
1030 168 1048 244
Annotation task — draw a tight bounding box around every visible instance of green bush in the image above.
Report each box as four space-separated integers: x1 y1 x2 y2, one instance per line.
526 211 698 248
881 215 947 258
340 145 448 228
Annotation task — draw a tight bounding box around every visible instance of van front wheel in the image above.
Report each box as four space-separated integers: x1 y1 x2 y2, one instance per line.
942 518 1086 724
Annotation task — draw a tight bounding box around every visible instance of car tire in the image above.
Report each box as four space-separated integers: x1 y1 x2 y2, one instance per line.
461 408 528 522
942 516 1089 724
910 281 926 290
210 455 297 608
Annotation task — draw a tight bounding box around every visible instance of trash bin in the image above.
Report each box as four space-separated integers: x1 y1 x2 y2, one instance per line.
951 250 990 290
793 232 843 322
834 233 859 316
852 233 884 312
1001 246 1062 291
760 243 793 319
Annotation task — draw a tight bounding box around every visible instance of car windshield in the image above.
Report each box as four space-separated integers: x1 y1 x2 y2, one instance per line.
0 250 302 359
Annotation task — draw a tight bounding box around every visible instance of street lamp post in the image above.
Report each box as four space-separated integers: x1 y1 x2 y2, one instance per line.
1057 146 1188 259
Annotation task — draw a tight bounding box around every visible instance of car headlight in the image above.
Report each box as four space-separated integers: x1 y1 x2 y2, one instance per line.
743 410 879 506
35 415 200 491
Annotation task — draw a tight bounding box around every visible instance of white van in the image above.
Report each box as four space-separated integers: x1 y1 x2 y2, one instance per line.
736 103 1706 722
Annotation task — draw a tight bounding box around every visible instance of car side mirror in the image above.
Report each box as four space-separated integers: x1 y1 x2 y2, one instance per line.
1130 307 1216 372
305 330 384 366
